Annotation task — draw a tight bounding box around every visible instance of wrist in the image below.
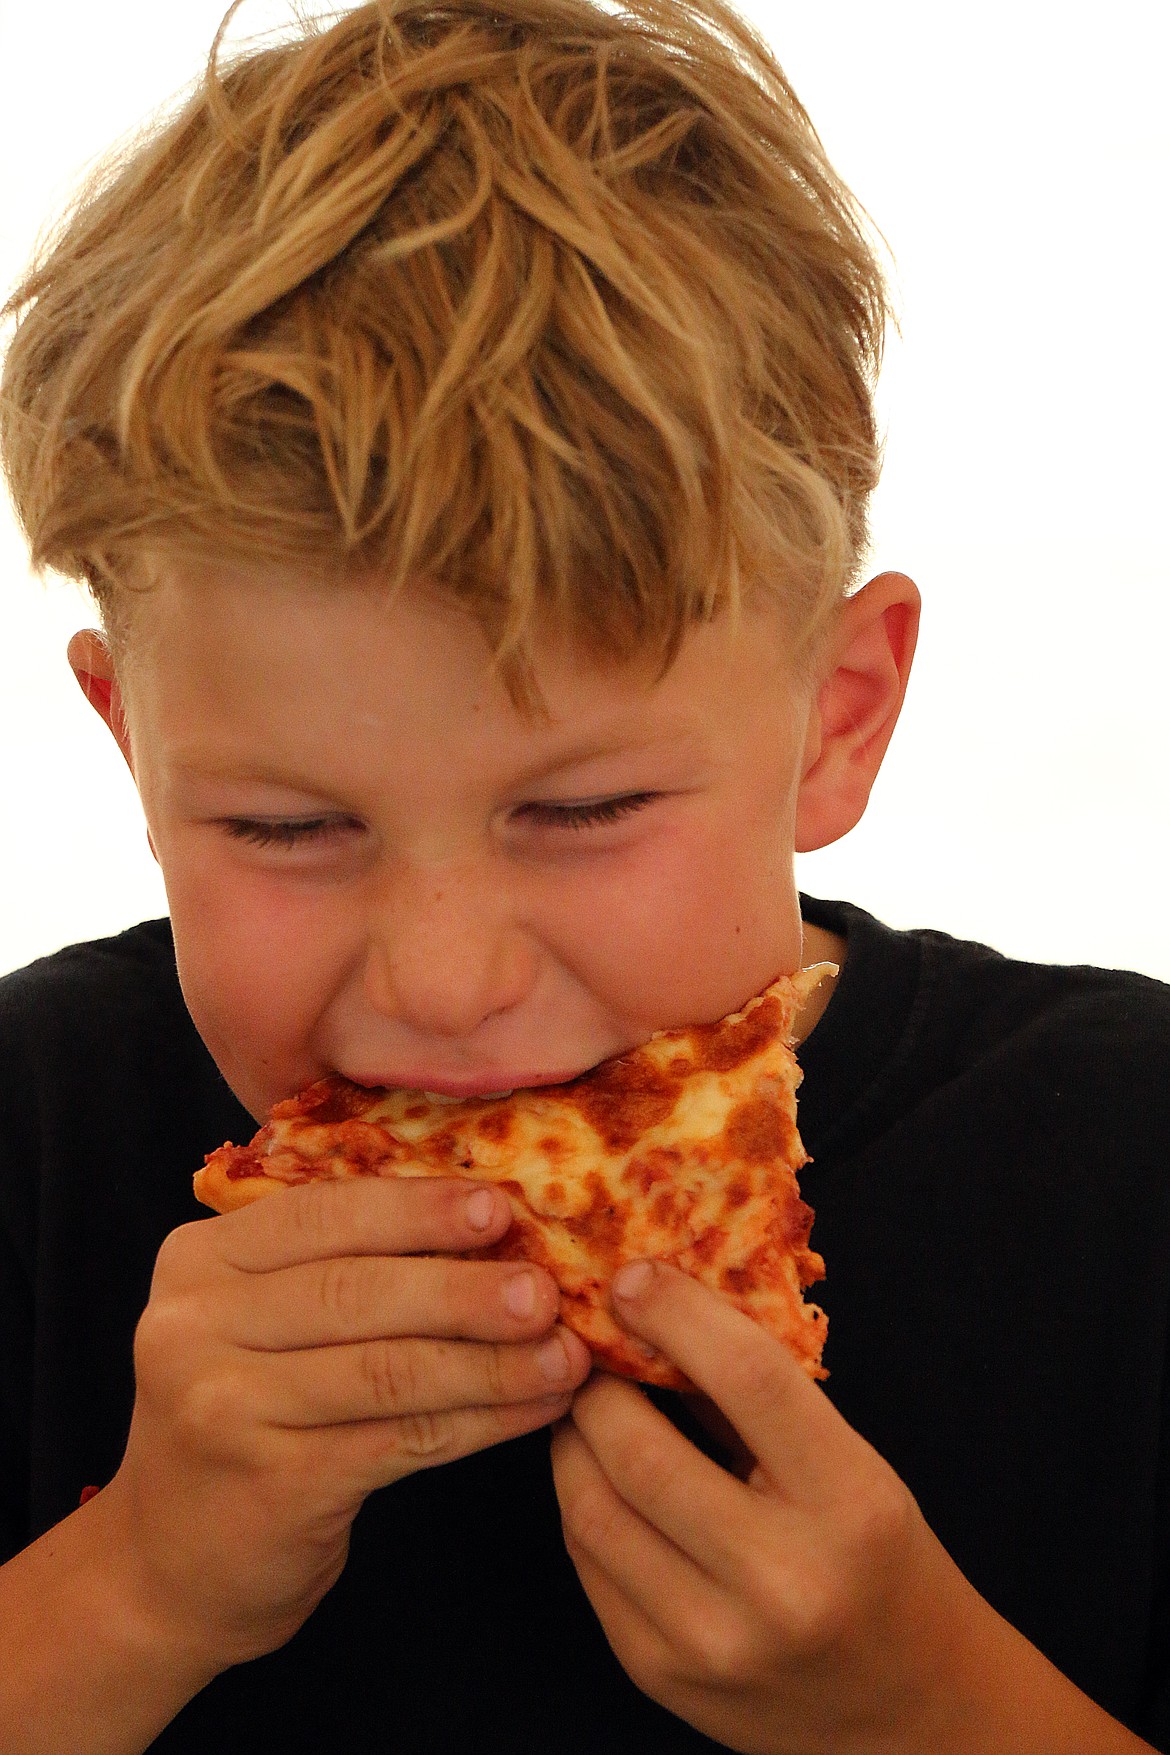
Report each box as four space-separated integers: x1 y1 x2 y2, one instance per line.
74 1485 232 1695
0 1492 226 1755
905 1572 1154 1755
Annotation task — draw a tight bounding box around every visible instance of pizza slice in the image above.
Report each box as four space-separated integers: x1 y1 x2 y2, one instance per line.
194 966 831 1388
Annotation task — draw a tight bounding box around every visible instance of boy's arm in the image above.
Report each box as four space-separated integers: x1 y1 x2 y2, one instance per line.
0 1495 222 1755
552 1262 1160 1755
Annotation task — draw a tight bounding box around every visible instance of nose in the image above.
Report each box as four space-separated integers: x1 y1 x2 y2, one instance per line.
362 860 536 1039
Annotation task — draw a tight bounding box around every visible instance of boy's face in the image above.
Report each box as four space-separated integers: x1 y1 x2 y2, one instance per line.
95 565 865 1121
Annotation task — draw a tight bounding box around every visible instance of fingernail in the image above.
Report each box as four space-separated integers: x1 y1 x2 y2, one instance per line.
466 1188 498 1230
613 1261 654 1300
537 1333 570 1381
503 1271 537 1317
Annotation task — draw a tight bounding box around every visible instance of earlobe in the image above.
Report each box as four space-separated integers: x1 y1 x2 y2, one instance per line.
67 628 134 771
794 572 920 853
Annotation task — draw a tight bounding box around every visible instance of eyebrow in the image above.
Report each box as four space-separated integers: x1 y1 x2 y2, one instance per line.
167 723 708 793
502 723 707 789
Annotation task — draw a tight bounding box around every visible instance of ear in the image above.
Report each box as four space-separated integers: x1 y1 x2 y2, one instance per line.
794 571 920 853
67 628 134 774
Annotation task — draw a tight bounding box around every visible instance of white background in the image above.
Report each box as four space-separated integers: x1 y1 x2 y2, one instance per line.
1 0 1167 980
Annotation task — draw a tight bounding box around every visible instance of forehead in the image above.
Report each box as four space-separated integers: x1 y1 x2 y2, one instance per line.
119 559 804 777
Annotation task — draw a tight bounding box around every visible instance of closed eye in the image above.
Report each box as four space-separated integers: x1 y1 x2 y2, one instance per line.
514 792 660 830
220 815 359 848
219 793 660 847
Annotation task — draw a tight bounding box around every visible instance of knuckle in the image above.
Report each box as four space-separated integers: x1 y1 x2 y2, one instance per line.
734 1343 794 1427
559 1476 622 1563
150 1222 204 1291
825 1463 921 1626
605 1626 667 1703
747 1548 852 1662
174 1365 253 1450
317 1254 369 1328
782 1565 852 1660
679 1613 759 1689
612 1427 676 1507
387 1407 457 1460
360 1339 418 1415
133 1293 196 1390
428 1254 469 1318
286 1179 339 1246
850 1462 917 1558
479 1341 509 1404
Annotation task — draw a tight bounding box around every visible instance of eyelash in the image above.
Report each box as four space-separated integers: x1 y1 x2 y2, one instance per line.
221 793 658 847
519 792 658 830
223 816 344 848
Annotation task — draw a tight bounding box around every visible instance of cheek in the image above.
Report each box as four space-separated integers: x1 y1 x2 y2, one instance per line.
161 854 353 1083
556 815 802 1027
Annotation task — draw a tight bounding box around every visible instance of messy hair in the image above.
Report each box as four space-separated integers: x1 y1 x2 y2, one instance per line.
0 0 892 700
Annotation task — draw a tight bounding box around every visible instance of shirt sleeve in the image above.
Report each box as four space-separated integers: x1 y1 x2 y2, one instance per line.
1134 1352 1170 1753
0 1016 37 1563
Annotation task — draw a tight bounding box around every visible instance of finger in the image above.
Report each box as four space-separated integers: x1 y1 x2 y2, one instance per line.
256 1326 592 1427
328 1390 578 1493
551 1415 728 1682
208 1176 513 1273
610 1261 845 1501
228 1254 564 1351
555 1544 678 1708
566 1373 775 1589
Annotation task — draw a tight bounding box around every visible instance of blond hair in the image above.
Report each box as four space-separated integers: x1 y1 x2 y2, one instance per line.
1 0 892 699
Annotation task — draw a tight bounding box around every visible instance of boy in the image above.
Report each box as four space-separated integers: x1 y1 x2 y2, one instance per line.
1 1 1167 1750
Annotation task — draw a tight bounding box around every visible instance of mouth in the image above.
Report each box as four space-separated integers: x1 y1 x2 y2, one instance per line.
345 1068 584 1099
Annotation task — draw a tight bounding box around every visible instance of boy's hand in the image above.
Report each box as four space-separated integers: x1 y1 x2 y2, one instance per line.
93 1179 590 1676
551 1263 1149 1755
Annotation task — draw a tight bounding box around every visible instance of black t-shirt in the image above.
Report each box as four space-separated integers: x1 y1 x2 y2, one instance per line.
2 897 1169 1752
